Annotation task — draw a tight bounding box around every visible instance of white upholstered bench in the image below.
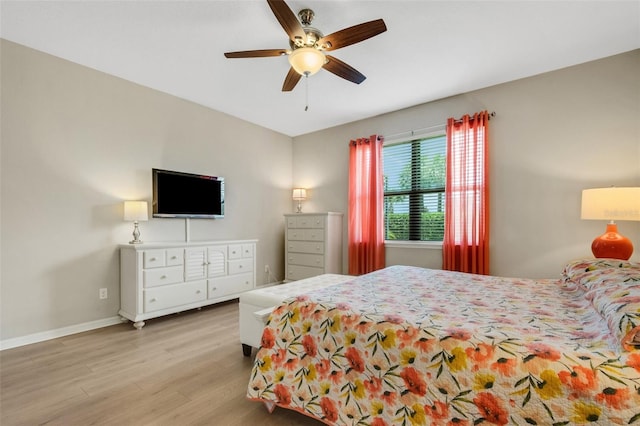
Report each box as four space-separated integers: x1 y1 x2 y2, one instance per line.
239 274 353 356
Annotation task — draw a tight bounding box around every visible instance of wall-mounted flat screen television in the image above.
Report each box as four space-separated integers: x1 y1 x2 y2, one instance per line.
152 168 224 219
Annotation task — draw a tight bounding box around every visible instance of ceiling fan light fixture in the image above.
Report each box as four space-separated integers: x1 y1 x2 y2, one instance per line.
288 47 326 76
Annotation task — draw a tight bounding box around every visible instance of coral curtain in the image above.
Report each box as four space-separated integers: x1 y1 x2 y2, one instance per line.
348 135 385 275
443 112 490 274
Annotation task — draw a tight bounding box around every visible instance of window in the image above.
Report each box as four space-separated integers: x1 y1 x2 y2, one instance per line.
383 134 446 241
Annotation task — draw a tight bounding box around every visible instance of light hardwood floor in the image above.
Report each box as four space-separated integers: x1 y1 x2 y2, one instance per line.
0 301 322 425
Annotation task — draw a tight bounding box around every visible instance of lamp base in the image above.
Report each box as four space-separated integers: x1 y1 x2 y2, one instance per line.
129 221 143 245
591 223 633 260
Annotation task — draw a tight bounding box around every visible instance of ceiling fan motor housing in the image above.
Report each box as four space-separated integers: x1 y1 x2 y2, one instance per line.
290 9 324 50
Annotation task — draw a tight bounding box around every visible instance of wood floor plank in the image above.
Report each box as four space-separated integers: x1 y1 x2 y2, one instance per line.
1 301 322 425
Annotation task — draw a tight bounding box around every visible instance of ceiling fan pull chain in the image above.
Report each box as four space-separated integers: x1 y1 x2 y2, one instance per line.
305 73 309 111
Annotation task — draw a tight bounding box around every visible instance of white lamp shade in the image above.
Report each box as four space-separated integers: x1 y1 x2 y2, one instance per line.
288 47 326 76
581 187 640 221
124 201 149 221
292 188 307 201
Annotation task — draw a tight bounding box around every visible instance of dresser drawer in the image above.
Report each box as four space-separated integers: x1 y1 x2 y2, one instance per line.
144 281 206 313
228 244 243 259
287 252 324 268
208 272 254 299
288 228 325 242
165 248 183 266
144 266 183 288
143 250 166 268
228 258 253 275
287 264 324 281
287 240 324 254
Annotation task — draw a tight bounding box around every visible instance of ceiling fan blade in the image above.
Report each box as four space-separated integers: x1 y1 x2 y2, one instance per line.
317 19 387 51
224 49 287 58
323 55 366 84
282 67 302 91
267 0 306 43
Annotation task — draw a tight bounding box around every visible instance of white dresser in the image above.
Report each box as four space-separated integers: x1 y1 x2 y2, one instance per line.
284 213 343 281
120 240 257 329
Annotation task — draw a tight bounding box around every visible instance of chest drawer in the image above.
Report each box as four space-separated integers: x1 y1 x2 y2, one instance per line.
288 228 325 242
144 266 184 288
287 252 324 268
287 215 325 229
287 240 324 254
144 281 206 313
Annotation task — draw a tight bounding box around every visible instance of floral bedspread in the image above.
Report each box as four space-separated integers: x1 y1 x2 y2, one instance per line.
247 264 640 425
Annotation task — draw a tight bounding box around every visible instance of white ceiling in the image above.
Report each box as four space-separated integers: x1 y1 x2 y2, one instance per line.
1 1 638 137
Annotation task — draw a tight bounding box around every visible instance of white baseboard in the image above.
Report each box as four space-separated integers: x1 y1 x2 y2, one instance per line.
0 316 124 351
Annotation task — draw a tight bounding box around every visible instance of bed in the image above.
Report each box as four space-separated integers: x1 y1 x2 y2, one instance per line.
246 259 640 425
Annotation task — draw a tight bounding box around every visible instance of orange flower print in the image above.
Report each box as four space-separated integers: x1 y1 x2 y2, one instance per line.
302 334 317 357
273 383 292 405
283 356 299 372
319 397 339 423
398 326 419 344
329 369 344 385
261 327 275 349
271 348 287 367
363 376 384 397
473 392 509 425
381 389 398 405
400 366 427 396
490 357 516 377
558 365 597 395
371 418 388 426
446 328 472 341
526 343 561 361
345 347 365 373
595 387 630 409
627 352 640 373
465 343 495 368
414 337 435 353
316 359 331 379
424 401 449 420
447 418 470 426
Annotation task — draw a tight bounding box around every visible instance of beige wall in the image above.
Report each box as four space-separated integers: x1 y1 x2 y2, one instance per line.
293 49 640 278
1 40 293 342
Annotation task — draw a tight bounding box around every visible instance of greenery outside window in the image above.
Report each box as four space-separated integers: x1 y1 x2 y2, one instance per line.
383 134 446 241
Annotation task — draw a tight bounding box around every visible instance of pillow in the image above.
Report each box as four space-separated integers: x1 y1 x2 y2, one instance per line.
584 273 640 351
562 258 640 291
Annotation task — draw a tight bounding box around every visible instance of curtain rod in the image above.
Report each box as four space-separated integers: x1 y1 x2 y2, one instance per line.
383 111 496 141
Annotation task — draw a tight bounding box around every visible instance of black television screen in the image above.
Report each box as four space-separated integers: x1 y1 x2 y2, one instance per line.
152 168 224 219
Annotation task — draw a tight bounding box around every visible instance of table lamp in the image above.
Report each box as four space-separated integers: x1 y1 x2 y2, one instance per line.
292 188 307 213
124 201 148 244
581 187 640 260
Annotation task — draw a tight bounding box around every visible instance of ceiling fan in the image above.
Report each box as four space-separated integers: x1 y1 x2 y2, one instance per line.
224 0 387 92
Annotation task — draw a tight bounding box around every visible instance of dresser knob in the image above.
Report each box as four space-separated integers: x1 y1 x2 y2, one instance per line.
196 290 201 294
150 298 157 302
211 287 217 291
161 275 166 279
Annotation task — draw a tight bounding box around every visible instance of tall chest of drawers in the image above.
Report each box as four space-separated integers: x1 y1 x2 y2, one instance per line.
120 239 257 329
284 212 343 281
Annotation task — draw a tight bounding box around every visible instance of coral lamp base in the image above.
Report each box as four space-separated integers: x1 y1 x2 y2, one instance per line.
591 223 633 260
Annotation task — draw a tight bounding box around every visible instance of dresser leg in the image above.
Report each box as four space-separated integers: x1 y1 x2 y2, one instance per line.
242 344 252 357
133 321 145 330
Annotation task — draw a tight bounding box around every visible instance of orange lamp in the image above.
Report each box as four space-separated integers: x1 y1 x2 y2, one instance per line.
581 187 640 260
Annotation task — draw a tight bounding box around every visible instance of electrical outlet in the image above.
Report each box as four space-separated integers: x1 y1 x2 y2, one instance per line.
99 288 108 299
264 265 269 273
